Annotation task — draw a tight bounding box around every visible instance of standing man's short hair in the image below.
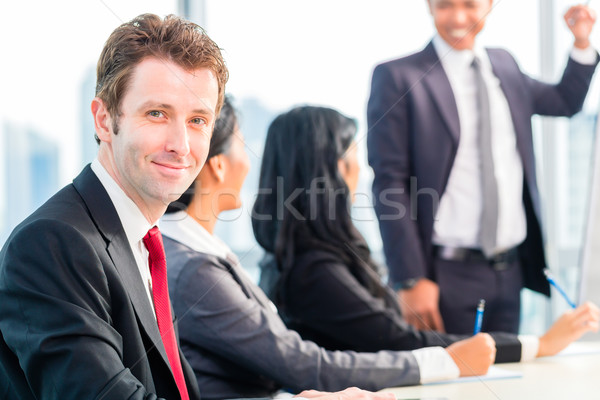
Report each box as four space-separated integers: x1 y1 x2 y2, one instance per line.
94 13 229 142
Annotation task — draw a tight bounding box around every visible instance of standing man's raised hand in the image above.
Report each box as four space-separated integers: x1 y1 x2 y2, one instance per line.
565 4 597 48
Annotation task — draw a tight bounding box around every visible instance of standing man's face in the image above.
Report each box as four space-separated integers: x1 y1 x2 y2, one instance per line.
428 0 493 50
93 57 219 221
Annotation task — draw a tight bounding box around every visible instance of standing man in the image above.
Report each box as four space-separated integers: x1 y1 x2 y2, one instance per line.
0 13 228 399
367 1 598 334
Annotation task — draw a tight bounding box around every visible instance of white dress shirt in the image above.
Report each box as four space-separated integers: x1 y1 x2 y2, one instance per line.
431 35 526 252
91 159 156 317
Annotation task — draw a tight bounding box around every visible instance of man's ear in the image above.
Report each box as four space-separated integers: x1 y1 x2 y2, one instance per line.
91 97 113 143
207 155 226 183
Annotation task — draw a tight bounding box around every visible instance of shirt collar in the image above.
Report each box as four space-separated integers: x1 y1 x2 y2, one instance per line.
432 34 490 72
91 158 155 246
160 210 231 259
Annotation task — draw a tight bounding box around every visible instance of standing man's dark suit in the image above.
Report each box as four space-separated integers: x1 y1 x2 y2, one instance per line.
367 39 598 333
0 165 201 399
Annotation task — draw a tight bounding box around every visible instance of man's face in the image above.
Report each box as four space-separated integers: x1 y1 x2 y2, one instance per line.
97 57 219 219
428 0 493 50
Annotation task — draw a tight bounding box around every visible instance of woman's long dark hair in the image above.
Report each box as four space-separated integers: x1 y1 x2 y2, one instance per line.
166 95 238 213
252 106 383 297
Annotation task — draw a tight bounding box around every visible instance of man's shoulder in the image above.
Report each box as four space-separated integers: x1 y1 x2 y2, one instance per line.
485 46 512 55
0 182 110 294
485 47 516 60
377 40 438 66
376 46 432 70
484 47 520 70
13 183 92 236
371 43 440 86
15 165 104 229
1 167 111 260
1 187 97 260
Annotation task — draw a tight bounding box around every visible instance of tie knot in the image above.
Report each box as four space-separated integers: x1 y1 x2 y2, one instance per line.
471 56 482 70
143 226 165 263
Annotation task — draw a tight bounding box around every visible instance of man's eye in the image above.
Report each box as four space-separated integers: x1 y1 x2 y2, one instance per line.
190 117 206 125
148 110 164 118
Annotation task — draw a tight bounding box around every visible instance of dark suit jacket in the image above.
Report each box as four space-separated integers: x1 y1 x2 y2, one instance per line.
367 41 598 295
0 165 200 400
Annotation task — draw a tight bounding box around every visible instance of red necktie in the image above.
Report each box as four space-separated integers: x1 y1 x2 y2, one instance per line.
143 226 189 400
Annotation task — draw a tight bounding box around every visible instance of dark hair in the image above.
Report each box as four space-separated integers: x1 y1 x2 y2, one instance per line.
95 13 229 143
252 106 382 296
165 95 238 213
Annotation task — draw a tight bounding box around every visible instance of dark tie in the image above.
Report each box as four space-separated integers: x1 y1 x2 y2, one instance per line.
143 227 189 400
472 57 498 257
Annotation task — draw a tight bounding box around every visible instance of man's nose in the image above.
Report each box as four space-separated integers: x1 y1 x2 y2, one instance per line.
166 121 191 156
451 9 469 26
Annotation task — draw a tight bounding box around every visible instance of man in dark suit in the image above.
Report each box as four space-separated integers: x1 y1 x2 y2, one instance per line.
367 1 598 334
0 12 397 400
0 13 228 399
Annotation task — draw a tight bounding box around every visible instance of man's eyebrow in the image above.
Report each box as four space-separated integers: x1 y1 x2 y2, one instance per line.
191 108 214 116
137 101 214 116
137 101 174 112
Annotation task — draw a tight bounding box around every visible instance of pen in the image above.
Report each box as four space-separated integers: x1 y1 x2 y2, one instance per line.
543 269 577 309
473 299 485 335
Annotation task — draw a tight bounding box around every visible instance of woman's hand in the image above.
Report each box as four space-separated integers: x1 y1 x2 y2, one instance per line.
538 301 600 357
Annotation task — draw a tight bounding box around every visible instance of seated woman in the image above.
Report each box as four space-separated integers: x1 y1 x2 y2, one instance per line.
162 98 497 400
252 105 598 355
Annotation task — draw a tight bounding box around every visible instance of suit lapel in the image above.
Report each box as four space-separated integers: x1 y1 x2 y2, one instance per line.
420 41 461 145
72 165 172 370
487 49 530 163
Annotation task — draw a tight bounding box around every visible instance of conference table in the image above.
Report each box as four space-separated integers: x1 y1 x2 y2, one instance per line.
381 341 600 399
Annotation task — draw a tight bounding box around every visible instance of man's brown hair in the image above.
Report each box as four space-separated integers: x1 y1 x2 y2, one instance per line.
94 13 229 143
